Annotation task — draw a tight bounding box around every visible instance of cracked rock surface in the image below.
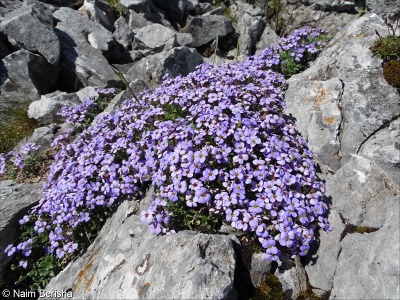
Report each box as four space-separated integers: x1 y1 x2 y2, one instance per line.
286 13 399 299
286 13 399 172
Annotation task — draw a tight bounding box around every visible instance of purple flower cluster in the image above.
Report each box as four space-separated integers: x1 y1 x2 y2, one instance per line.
58 88 117 126
0 151 12 175
14 143 41 169
59 99 96 125
0 143 41 175
247 27 327 77
5 28 331 263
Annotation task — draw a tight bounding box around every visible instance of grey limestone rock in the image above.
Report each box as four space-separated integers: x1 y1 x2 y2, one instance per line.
304 136 399 297
285 77 343 172
0 2 60 65
285 13 400 172
283 13 400 300
312 0 356 12
125 46 203 85
230 1 264 56
0 1 24 17
280 1 359 35
0 49 59 99
53 7 118 59
78 0 116 32
53 7 121 90
255 23 279 55
113 16 134 50
328 154 399 229
45 190 238 299
330 198 399 299
75 86 99 102
304 209 345 292
367 0 400 20
119 0 149 12
182 14 234 48
359 118 400 167
250 253 272 287
204 54 233 65
276 256 308 299
134 23 193 53
127 2 173 30
0 180 43 287
152 0 187 27
12 124 60 154
28 90 79 125
128 8 154 29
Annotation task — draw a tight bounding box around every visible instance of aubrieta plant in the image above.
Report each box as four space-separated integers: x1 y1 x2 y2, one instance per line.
3 28 331 290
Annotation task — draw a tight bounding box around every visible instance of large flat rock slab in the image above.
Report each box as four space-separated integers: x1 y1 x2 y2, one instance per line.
46 192 238 299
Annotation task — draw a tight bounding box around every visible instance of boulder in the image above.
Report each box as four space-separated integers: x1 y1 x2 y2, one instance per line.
367 0 400 20
127 2 173 30
282 13 400 299
182 14 234 48
0 0 23 17
133 23 193 53
119 0 149 12
276 256 307 299
45 190 238 299
128 8 154 29
53 7 121 90
53 7 119 60
152 0 187 28
359 118 400 167
0 49 59 106
28 91 80 125
255 23 279 55
304 209 345 292
330 204 399 299
78 0 116 32
113 16 134 50
285 13 400 172
250 253 272 287
280 1 358 35
125 47 203 85
328 155 399 229
76 86 99 102
0 2 60 65
230 1 264 56
312 0 355 12
0 180 43 287
12 124 61 154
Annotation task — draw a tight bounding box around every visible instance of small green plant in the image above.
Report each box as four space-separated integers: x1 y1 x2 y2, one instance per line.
106 0 129 21
276 33 329 78
223 6 238 23
266 0 285 36
370 18 400 61
358 6 366 17
167 199 222 233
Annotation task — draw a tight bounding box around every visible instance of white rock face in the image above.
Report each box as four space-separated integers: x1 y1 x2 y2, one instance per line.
284 14 400 299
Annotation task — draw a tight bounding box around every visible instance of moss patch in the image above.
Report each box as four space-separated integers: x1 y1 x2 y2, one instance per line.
0 104 39 154
253 274 285 300
383 60 400 88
